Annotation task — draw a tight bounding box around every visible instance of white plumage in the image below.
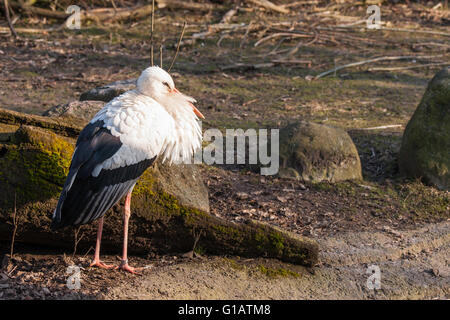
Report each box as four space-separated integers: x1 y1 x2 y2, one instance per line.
91 69 202 176
51 66 204 273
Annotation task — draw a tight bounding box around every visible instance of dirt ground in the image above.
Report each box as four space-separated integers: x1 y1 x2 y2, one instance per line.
1 219 448 300
0 1 449 299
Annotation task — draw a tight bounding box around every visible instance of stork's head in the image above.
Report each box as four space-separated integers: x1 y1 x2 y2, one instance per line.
137 66 204 119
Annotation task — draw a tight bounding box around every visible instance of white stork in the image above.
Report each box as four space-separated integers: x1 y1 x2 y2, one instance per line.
51 66 204 273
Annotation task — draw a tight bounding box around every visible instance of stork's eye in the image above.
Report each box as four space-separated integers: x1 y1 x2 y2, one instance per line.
163 82 171 90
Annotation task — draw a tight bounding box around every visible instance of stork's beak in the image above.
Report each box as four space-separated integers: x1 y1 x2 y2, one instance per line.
189 102 205 119
171 87 205 119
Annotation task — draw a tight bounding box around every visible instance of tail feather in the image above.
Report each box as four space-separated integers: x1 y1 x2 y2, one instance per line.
51 156 156 230
51 169 78 230
51 177 137 230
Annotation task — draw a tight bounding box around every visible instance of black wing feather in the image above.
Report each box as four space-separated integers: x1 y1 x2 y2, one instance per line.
51 120 156 230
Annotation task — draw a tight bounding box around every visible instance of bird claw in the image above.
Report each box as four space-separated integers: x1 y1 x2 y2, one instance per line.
116 260 143 274
90 259 115 269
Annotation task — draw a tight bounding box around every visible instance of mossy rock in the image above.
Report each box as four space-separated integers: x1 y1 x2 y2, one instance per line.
0 107 82 138
0 108 318 266
399 67 450 190
79 79 136 102
279 121 362 183
0 125 75 207
42 100 105 120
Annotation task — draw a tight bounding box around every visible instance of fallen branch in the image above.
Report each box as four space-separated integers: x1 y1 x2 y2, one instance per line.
246 0 289 14
380 27 450 37
413 42 450 49
285 30 319 57
335 19 367 28
254 32 313 47
221 62 275 71
282 0 320 8
271 59 312 67
314 55 447 80
11 0 70 19
239 21 254 49
355 125 403 131
157 0 220 12
9 1 219 24
222 58 313 71
368 62 449 72
220 7 238 24
83 5 154 23
11 1 145 22
0 26 54 34
183 23 247 45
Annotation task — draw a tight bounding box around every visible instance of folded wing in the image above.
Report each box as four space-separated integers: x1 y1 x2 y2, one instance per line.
51 119 155 229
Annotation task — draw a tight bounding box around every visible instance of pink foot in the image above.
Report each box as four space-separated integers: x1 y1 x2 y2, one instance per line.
116 260 143 275
90 260 115 269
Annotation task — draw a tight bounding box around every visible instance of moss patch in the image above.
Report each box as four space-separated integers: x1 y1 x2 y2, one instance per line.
0 126 75 207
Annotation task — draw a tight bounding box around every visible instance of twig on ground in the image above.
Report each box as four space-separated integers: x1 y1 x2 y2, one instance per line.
157 0 220 12
320 22 450 37
181 227 204 259
10 0 220 22
10 193 19 257
246 0 290 14
335 19 367 28
82 246 94 259
254 32 313 47
221 62 275 70
314 55 447 80
368 62 449 72
220 7 238 24
110 0 117 11
7 265 17 277
3 0 17 38
239 21 254 49
413 42 450 48
192 228 203 253
11 0 70 19
380 27 450 37
271 59 312 67
184 23 247 46
265 37 288 56
282 0 320 8
73 226 85 258
285 30 319 57
355 125 403 131
217 33 230 48
168 21 186 72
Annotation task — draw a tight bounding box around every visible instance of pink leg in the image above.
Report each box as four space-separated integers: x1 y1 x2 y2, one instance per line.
117 191 142 274
89 217 114 269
